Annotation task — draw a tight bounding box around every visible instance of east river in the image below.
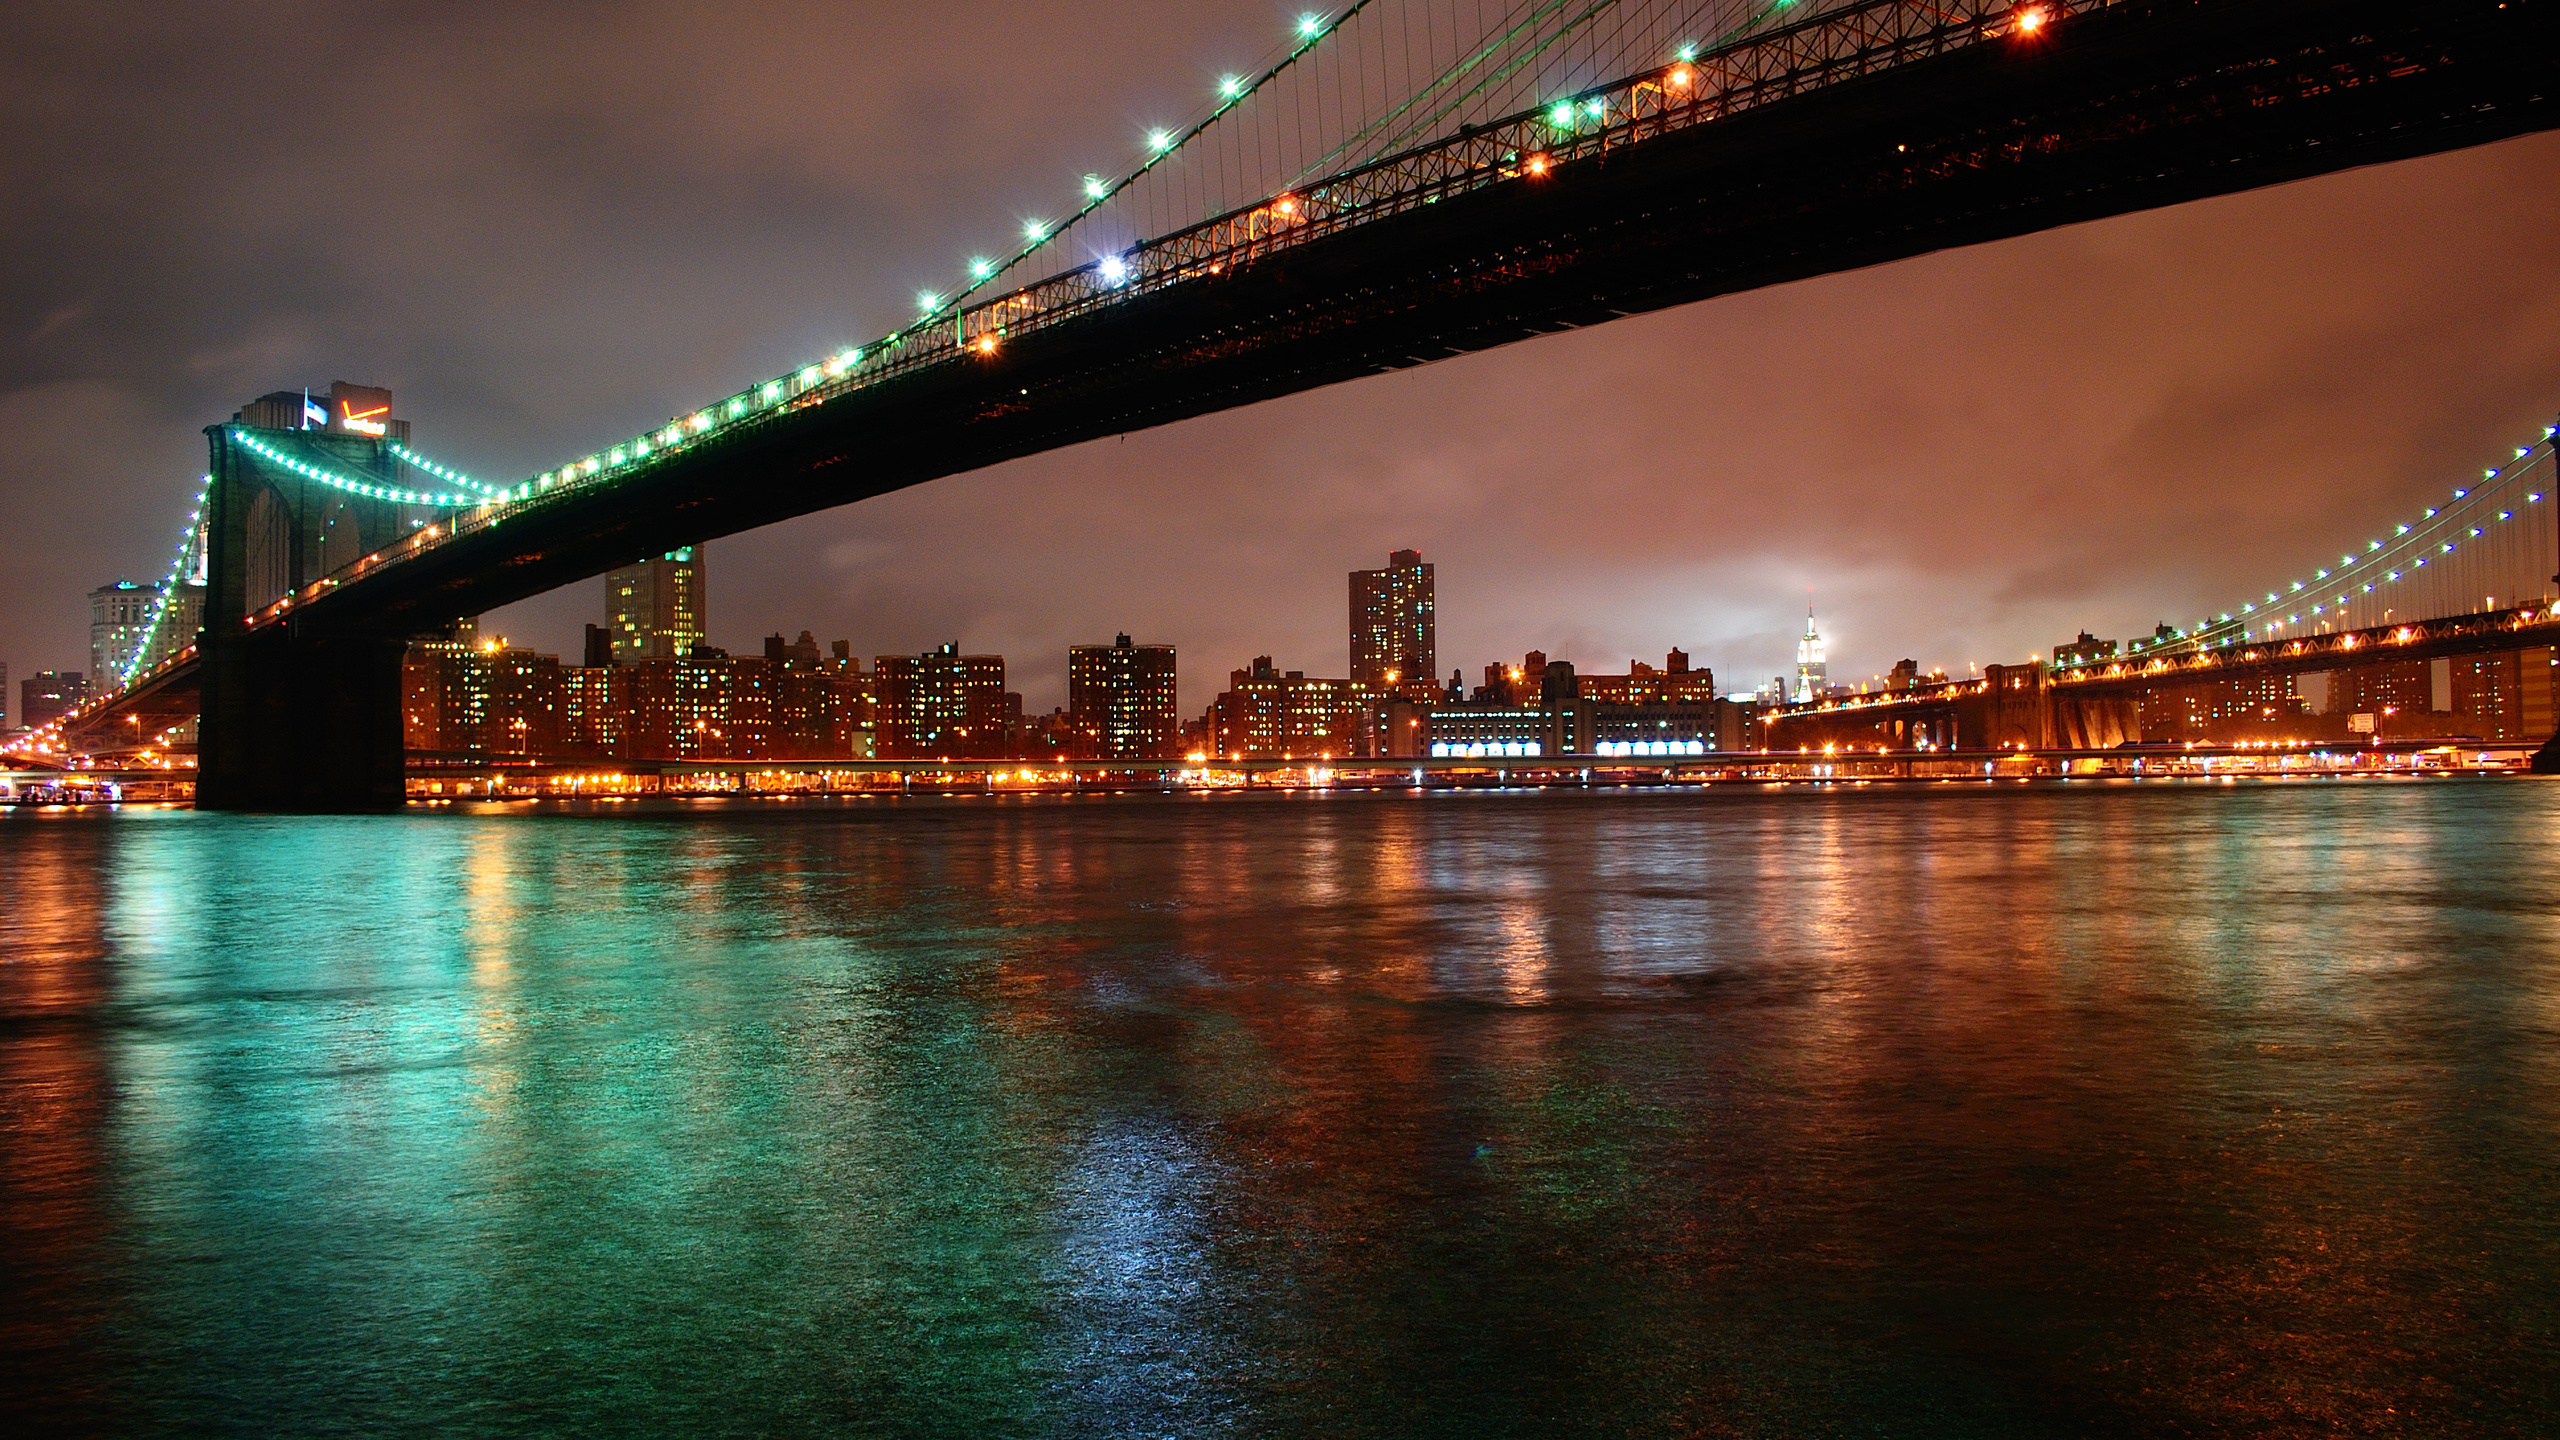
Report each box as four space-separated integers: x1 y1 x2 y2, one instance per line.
5 778 2556 1436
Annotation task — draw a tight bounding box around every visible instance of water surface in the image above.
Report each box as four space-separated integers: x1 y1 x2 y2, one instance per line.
6 779 2557 1436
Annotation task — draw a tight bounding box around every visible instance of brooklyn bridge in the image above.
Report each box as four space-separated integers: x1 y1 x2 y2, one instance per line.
12 0 2560 808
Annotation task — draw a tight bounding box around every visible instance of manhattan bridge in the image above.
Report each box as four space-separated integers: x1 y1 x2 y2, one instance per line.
14 0 2560 808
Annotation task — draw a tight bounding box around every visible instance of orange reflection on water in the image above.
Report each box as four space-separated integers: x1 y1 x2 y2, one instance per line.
0 818 116 1430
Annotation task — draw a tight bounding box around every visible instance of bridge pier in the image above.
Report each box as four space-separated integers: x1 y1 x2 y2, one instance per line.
196 419 418 813
198 625 409 811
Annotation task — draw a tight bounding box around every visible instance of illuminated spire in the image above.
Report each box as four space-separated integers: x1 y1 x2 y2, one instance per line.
1795 600 1827 702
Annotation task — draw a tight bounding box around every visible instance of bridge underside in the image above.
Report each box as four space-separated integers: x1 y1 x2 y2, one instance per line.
208 0 2560 808
63 658 201 756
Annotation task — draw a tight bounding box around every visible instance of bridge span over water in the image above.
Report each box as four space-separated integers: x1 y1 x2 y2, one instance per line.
24 0 2560 809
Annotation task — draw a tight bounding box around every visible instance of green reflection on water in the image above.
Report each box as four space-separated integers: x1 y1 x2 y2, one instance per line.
0 782 2553 1437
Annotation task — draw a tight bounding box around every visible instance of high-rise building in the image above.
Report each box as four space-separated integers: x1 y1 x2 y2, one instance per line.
402 627 562 756
2448 647 2557 742
142 582 204 676
1350 549 1434 690
606 547 708 663
560 664 630 757
89 581 155 682
876 643 1011 758
760 631 875 760
89 578 207 687
626 652 742 758
1208 657 1371 758
21 672 87 730
2329 659 2433 720
1794 607 1828 703
1068 634 1179 759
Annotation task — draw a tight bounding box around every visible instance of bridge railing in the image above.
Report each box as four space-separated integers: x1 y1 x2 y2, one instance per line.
937 0 2095 368
239 0 2108 631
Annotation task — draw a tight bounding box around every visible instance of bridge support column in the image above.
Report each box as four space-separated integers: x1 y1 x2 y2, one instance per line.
197 625 409 812
2538 417 2560 775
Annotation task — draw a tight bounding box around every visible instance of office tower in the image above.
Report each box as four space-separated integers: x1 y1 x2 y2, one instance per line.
1068 634 1179 759
606 547 708 663
1350 548 1434 689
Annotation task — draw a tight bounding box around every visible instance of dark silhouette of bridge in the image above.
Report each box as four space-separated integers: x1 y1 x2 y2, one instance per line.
29 0 2560 808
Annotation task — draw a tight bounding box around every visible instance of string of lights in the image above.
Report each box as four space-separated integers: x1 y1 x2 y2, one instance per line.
2093 426 2560 666
392 0 2001 532
231 429 481 508
389 443 513 501
110 476 212 690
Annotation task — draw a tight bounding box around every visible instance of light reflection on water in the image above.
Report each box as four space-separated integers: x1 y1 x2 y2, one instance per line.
4 779 2558 1437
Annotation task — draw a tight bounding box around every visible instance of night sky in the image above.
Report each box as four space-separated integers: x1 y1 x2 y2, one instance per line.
8 2 2560 716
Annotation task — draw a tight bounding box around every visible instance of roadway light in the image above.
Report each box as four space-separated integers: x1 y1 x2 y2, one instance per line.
1149 128 1174 151
1083 174 1109 200
1099 254 1130 284
918 291 941 314
1298 13 1324 38
1220 74 1243 97
968 258 992 279
1023 219 1048 241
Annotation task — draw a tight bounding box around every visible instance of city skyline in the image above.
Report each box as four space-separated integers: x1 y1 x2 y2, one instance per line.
4 5 2559 722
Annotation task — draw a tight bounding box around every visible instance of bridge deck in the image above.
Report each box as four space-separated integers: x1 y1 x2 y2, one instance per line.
229 0 2557 642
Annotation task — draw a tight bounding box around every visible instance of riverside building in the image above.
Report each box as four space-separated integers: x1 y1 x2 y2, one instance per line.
1068 634 1179 759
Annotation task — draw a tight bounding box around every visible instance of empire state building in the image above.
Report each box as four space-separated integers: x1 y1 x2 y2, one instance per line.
1794 606 1828 703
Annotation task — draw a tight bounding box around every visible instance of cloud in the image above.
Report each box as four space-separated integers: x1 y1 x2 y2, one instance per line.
27 303 86 341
